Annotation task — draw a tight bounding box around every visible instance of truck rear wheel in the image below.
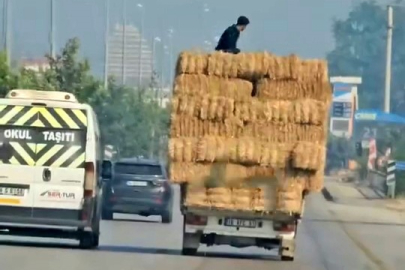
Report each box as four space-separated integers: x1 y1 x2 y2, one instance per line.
79 232 99 249
182 232 200 256
281 255 294 261
279 238 295 262
181 247 198 256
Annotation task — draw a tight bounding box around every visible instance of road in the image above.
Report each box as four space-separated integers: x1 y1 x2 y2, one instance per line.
1 183 405 270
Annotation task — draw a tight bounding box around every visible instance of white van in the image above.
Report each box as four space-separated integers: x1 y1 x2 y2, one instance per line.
0 89 104 248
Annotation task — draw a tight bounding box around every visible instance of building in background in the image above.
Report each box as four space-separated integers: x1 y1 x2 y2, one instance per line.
20 58 50 72
108 24 153 86
329 76 361 138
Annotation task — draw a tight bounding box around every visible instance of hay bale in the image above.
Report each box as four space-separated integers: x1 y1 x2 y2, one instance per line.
176 52 208 75
173 74 253 101
170 137 327 168
171 96 235 120
292 142 327 171
234 98 329 125
256 79 332 102
242 122 328 143
169 162 250 185
184 186 209 207
173 96 329 125
175 51 329 82
170 115 244 138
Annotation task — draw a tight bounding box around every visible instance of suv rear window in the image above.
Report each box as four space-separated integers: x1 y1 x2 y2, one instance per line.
114 163 163 176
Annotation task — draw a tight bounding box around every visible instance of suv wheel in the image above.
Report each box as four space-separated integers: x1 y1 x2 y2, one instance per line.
161 209 172 224
102 208 113 220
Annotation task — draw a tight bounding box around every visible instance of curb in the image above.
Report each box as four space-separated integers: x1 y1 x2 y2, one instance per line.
321 187 334 202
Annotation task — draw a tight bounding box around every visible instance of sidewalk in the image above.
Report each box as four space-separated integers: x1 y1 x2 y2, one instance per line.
323 177 405 223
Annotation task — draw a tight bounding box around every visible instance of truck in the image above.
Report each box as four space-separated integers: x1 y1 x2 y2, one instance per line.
179 183 308 261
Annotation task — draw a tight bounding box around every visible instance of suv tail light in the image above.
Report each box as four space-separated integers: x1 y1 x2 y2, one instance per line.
152 179 169 192
273 221 296 233
185 214 207 226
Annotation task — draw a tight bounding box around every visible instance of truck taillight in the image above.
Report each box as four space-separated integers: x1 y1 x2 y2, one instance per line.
273 221 296 233
185 214 207 226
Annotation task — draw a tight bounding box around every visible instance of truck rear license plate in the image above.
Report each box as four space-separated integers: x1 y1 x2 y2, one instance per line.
224 218 256 228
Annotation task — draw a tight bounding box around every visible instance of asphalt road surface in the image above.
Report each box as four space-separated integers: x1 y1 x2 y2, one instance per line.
0 185 403 270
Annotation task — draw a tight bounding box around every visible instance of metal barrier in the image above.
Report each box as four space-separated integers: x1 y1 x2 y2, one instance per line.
366 160 397 198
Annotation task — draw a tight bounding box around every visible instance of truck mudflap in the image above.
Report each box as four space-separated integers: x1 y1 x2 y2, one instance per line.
279 237 296 261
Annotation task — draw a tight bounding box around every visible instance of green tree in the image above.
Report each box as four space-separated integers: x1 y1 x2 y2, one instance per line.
1 38 169 159
327 0 405 113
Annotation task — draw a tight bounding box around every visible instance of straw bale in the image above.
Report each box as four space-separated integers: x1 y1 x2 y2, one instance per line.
255 79 332 102
234 98 329 125
172 96 329 125
267 54 328 82
292 142 327 170
306 166 325 192
175 51 329 83
169 115 244 138
171 96 235 120
242 122 328 143
184 187 208 207
176 52 208 75
173 74 253 101
169 162 250 185
174 74 252 100
207 187 233 209
170 137 327 169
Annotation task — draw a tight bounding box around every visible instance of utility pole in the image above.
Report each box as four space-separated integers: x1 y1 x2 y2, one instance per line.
121 0 127 85
384 5 395 198
168 29 174 89
104 0 110 89
50 0 55 58
137 3 144 89
384 5 393 113
2 0 6 50
5 0 11 66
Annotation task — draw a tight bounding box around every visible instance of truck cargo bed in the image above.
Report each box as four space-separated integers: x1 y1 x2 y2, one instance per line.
180 184 302 221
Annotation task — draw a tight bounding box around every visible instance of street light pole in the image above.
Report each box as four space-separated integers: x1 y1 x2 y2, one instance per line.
5 0 11 66
384 5 393 113
152 37 161 99
121 0 127 85
50 0 55 58
104 0 110 88
137 3 144 89
168 28 174 89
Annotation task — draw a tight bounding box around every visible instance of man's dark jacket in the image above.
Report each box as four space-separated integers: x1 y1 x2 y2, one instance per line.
215 24 240 54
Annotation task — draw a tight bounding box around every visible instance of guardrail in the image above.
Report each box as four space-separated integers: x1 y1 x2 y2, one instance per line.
366 160 398 198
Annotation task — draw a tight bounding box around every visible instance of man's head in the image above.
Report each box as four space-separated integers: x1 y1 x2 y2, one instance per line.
236 16 250 32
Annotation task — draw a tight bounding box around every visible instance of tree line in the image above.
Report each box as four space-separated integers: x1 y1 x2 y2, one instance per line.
0 38 169 159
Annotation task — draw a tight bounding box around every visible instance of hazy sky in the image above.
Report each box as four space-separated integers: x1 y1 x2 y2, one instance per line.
0 0 389 77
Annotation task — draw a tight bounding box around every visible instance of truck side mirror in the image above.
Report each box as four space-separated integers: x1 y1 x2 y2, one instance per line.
355 142 363 157
101 160 112 180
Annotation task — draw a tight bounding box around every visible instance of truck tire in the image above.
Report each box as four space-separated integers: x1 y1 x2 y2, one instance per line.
161 209 173 224
279 238 295 261
281 255 294 261
182 230 200 256
79 232 99 249
181 247 198 256
102 208 113 220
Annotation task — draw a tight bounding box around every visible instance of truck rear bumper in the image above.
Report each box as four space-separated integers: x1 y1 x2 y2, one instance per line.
185 224 295 240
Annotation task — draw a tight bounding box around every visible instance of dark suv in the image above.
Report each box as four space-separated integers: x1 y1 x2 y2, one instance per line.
102 158 173 223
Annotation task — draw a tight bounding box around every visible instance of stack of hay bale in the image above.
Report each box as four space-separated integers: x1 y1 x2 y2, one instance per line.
168 51 332 215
